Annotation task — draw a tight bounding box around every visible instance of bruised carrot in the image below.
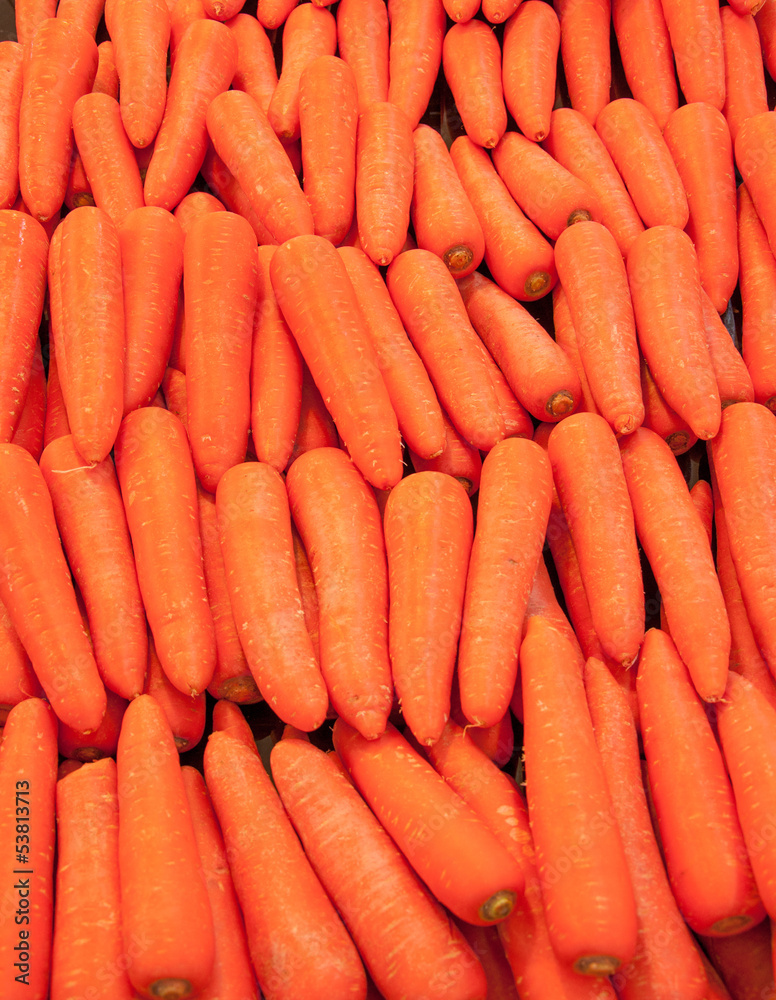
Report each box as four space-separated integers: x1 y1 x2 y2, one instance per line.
554 0 611 125
14 0 56 47
721 8 769 145
408 407 482 496
0 43 24 210
336 0 389 114
701 290 755 406
212 700 258 752
738 184 776 411
227 14 277 118
640 360 698 456
387 0 446 128
611 0 677 129
551 284 598 416
443 20 506 149
661 0 725 110
502 2 559 143
286 363 339 466
144 638 205 753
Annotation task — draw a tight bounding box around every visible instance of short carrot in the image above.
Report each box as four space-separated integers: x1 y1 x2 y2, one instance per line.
0 43 23 210
144 638 205 753
408 407 483 496
661 0 725 110
640 360 698 456
443 20 507 149
502 2 559 143
700 290 755 406
386 0 446 129
738 184 776 411
227 12 277 116
481 0 519 22
202 0 242 18
336 0 389 114
735 112 776 257
611 0 677 129
721 7 769 145
554 0 611 124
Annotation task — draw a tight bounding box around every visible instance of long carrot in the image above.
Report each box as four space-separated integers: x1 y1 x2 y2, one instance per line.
0 43 23 210
554 0 611 124
386 0 446 128
661 0 725 110
408 406 483 496
502 2 559 143
611 0 677 129
227 12 277 115
701 289 755 406
335 0 388 117
721 7 769 145
640 359 698 455
738 184 776 411
443 20 507 149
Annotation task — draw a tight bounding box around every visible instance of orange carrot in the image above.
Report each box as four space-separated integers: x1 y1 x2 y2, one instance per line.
481 0 519 21
170 0 205 65
57 687 126 763
551 284 599 416
227 12 277 116
523 555 586 659
200 144 274 245
738 184 776 411
757 0 776 79
661 0 725 110
386 0 446 128
211 700 258 752
554 0 611 124
0 43 23 210
408 406 483 495
56 0 106 36
43 340 70 448
701 923 776 1000
502 2 559 143
640 359 698 456
700 289 755 406
611 0 677 129
291 526 321 664
92 40 119 97
735 113 776 262
721 7 769 145
14 0 57 47
286 362 340 466
202 0 242 18
256 0 298 30
173 192 225 237
144 637 205 753
443 20 507 149
337 0 389 114
0 597 40 724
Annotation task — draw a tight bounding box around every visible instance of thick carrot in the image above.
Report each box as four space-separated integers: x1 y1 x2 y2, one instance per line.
641 360 698 456
611 0 677 129
256 0 298 30
105 0 170 148
144 638 205 753
117 695 214 999
14 0 56 46
660 0 725 110
144 20 237 211
337 0 389 114
207 90 315 243
757 0 776 79
701 923 776 1000
735 113 776 259
286 363 339 466
502 2 559 143
286 447 392 738
204 730 366 999
0 699 57 1000
450 134 556 301
212 700 259 752
334 718 525 924
664 102 738 314
0 43 23 210
200 144 274 245
384 472 473 745
721 8 769 145
554 221 643 435
18 19 97 221
701 290 755 406
173 192 225 237
386 0 446 128
738 184 776 411
267 4 337 142
627 225 721 440
271 234 402 488
551 284 599 416
443 20 506 149
56 0 106 36
554 0 611 124
114 407 216 697
408 407 483 495
57 687 126 763
227 12 277 116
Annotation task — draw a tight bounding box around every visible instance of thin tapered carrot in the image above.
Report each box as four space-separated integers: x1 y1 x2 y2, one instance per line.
443 20 507 149
458 438 551 729
641 360 698 455
144 638 205 753
585 657 708 1000
638 628 764 934
227 13 277 116
56 0 106 36
627 225 721 440
105 0 170 148
554 0 611 124
184 211 258 492
204 730 366 999
701 923 776 1000
619 427 730 701
442 0 479 21
14 0 56 46
18 19 97 221
408 407 482 495
57 687 126 762
200 144 274 245
117 695 215 1000
256 0 298 30
551 284 598 415
334 718 525 924
701 290 755 406
267 4 336 142
411 124 484 280
161 366 188 429
286 363 339 466
481 0 519 21
450 134 556 301
93 40 119 97
502 2 559 143
0 597 40 723
286 447 392 738
0 43 23 210
384 472 473 745
757 0 776 79
271 234 402 488
339 245 446 459
611 0 677 130
271 737 489 1000
0 699 57 1000
387 0 446 128
596 99 689 230
212 700 259 751
721 8 769 145
386 248 505 450
173 192 225 238
299 55 358 246
735 113 776 260
738 184 776 411
522 556 585 659
40 435 147 701
554 221 643 435
207 90 315 243
450 682 515 765
664 102 738 314
336 0 389 114
520 615 638 974
114 407 216 697
661 0 725 110
72 93 144 226
144 20 237 212
0 211 48 443
493 130 602 241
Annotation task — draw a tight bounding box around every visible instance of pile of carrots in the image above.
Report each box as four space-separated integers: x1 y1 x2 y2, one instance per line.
4 0 776 996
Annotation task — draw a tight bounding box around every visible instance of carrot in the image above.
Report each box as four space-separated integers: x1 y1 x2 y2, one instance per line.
610 0 677 130
356 102 414 267
738 184 776 411
114 407 216 697
200 144 275 245
161 366 188 428
212 700 259 752
408 407 482 495
0 43 23 210
105 0 170 148
207 90 315 243
0 699 57 1000
267 4 336 142
627 225 721 440
18 19 97 221
0 597 40 724
39 435 147 701
756 0 776 80
386 248 505 450
386 0 445 128
174 192 225 237
144 638 205 753
520 615 638 974
14 0 56 47
271 737 490 1000
554 0 611 124
584 656 708 1000
43 341 70 448
291 527 321 664
334 718 525 924
339 245 446 458
64 140 95 210
271 234 402 488
91 40 118 98
660 0 725 110
384 472 473 745
14 354 46 458
256 0 298 30
721 8 769 146
664 102 738 314
337 0 389 114
701 923 776 1000
554 221 643 435
202 0 242 19
117 695 214 1000
641 360 698 456
523 556 586 659
501 2 559 143
443 20 507 149
450 135 555 300
596 99 689 230
716 671 776 921
551 284 598 416
480 0 518 22
119 207 184 414
735 113 776 261
57 688 126 763
286 447 392 738
204 729 366 999
227 12 277 116
701 290 755 406
56 0 106 35
286 362 339 466
170 0 205 65
299 56 358 246
144 20 237 211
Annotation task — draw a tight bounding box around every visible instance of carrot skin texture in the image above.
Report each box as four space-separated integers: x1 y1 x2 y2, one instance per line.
212 700 259 751
144 639 205 753
502 3 559 143
256 0 298 30
0 43 24 209
336 0 389 114
202 0 242 18
738 184 776 411
612 0 678 129
92 40 119 97
18 18 97 221
554 0 611 124
443 20 507 149
161 366 188 428
114 407 216 697
552 285 599 416
701 290 755 406
0 699 57 1000
199 144 275 245
15 0 57 46
56 0 106 36
408 406 483 496
227 13 277 116
286 448 393 739
736 113 776 260
271 234 403 489
170 0 206 65
387 0 446 128
721 8 769 145
661 0 725 110
286 363 339 467
204 730 367 1000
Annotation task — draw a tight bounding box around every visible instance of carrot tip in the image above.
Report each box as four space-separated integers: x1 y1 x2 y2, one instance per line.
546 390 576 418
709 915 754 935
150 979 193 1000
665 430 690 453
614 414 639 436
478 889 516 923
454 476 475 495
443 244 475 274
217 675 263 704
573 956 621 977
173 736 191 751
567 208 593 227
72 193 96 209
524 271 551 297
74 746 107 763
767 396 776 414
